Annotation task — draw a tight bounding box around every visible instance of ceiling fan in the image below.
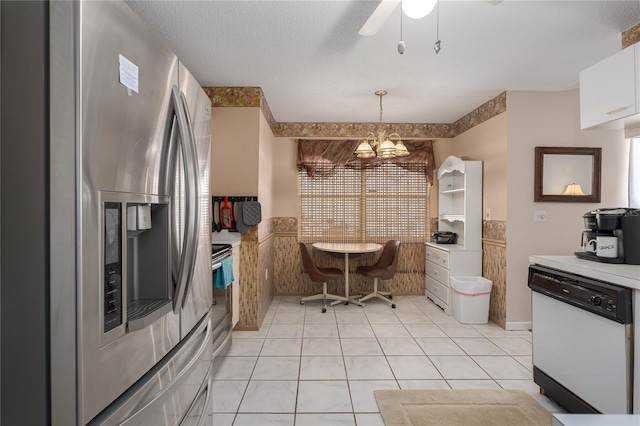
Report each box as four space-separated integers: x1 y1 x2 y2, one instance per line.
358 0 503 36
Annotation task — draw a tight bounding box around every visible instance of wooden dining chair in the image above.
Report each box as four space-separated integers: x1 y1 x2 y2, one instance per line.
299 242 348 312
355 240 400 308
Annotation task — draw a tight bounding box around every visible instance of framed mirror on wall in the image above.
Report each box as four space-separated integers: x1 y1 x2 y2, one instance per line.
534 146 601 202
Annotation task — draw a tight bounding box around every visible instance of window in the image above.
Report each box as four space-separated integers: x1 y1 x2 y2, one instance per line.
298 162 429 243
630 138 640 208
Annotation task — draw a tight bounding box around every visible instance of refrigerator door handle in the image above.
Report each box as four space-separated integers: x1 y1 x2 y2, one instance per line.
166 115 181 312
179 367 213 425
178 90 201 308
112 316 213 426
169 85 199 313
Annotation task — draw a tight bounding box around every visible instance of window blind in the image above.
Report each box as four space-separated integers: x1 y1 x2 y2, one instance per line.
630 138 639 208
299 162 429 243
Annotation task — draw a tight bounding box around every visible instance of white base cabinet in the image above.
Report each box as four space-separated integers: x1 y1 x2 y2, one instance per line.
425 243 481 315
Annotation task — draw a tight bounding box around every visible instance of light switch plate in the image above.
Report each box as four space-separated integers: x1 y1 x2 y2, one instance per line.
534 210 547 222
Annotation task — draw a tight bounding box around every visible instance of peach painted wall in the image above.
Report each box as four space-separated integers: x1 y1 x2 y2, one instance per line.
271 138 298 217
212 93 631 329
258 111 276 225
210 107 260 196
433 113 508 221
506 90 630 326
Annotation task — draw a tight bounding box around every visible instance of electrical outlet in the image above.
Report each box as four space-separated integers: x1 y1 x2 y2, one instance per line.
485 208 491 221
534 210 547 222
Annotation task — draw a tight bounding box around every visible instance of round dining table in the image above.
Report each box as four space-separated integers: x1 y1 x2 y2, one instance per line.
312 242 382 306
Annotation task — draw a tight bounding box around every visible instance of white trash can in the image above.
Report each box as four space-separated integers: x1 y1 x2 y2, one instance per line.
450 276 493 324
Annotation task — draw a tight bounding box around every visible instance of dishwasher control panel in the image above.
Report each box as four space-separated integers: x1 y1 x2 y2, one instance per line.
528 265 632 324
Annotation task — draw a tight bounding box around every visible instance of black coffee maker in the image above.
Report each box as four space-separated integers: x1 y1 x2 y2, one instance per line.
621 209 640 264
580 208 640 264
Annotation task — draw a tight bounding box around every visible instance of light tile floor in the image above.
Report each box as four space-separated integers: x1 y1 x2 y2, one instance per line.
209 295 564 425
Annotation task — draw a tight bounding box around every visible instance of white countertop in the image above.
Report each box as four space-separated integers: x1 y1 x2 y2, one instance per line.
212 230 241 245
425 242 481 252
530 255 640 290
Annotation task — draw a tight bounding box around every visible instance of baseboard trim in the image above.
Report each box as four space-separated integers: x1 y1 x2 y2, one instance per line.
505 321 532 331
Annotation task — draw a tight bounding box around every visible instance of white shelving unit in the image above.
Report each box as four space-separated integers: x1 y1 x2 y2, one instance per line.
425 155 483 314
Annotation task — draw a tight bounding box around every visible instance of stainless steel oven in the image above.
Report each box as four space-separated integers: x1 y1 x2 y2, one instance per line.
212 244 233 332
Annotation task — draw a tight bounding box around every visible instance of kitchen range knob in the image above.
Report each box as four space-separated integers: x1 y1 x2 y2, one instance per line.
592 296 602 306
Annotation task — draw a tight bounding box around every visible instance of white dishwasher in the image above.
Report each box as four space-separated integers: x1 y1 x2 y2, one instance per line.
529 265 633 414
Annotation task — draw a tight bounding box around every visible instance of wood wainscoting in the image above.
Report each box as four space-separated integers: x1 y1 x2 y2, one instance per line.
236 218 507 330
272 218 426 298
482 220 507 328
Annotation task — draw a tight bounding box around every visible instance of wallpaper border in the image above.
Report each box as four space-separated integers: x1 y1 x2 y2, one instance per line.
203 87 507 139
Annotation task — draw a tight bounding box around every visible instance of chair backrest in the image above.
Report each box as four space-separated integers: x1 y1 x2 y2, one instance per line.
375 240 401 280
299 242 326 283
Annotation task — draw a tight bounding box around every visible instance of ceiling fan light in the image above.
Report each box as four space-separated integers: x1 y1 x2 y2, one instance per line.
395 140 410 157
356 140 375 158
402 0 437 19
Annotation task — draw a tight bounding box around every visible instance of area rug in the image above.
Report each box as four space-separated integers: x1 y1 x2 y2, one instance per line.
374 389 552 426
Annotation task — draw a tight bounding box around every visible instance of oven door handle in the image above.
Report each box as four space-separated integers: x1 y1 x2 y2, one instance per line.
212 262 222 271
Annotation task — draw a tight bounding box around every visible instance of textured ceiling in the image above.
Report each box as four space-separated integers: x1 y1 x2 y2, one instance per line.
126 0 640 124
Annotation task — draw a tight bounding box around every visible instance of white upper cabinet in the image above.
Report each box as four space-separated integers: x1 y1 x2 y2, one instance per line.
580 44 640 133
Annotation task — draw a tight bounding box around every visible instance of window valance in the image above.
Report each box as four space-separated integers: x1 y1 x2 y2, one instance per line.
296 139 436 185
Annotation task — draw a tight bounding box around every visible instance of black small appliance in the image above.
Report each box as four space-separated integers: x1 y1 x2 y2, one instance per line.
432 231 458 244
577 208 640 264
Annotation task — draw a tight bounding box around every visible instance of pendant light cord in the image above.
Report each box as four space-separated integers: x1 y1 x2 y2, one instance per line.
434 1 442 54
400 8 403 42
436 1 439 39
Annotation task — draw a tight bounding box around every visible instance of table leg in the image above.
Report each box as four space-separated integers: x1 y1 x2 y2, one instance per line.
344 252 362 306
330 252 362 307
344 252 349 299
332 254 351 307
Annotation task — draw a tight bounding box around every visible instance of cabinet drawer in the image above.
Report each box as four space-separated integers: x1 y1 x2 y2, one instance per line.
425 246 449 268
426 276 450 302
425 261 449 285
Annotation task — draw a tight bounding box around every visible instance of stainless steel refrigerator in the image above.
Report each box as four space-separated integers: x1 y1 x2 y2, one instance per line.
0 1 231 424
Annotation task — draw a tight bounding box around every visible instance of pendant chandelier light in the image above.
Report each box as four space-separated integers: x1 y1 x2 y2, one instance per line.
355 90 410 160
